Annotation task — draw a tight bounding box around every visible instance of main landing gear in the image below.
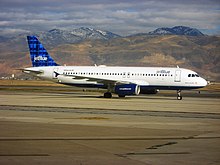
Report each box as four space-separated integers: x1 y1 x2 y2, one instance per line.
118 94 125 98
177 90 182 100
104 92 112 98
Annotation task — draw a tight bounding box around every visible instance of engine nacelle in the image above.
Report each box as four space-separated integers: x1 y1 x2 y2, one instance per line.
115 84 140 96
140 88 158 94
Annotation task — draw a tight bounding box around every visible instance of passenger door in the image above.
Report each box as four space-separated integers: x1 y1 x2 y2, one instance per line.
174 70 181 82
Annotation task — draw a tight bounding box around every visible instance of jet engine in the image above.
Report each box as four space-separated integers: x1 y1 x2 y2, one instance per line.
114 84 140 96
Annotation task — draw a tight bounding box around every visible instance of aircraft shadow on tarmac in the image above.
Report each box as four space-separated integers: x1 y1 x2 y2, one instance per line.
39 93 176 100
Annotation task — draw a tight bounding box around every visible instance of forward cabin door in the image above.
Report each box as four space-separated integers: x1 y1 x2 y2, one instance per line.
174 70 181 82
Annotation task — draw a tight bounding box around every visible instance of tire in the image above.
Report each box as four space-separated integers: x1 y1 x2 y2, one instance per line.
118 95 126 98
177 96 182 100
104 92 112 98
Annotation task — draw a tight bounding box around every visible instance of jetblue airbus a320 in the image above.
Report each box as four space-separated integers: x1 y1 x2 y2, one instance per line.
22 36 207 100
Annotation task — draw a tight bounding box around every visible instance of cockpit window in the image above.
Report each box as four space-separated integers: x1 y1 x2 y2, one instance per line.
188 74 200 77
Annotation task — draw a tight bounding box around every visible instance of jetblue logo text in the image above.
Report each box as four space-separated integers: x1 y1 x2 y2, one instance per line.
34 56 48 61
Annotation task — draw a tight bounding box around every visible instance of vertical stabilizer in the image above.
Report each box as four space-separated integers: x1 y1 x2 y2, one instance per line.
27 36 58 67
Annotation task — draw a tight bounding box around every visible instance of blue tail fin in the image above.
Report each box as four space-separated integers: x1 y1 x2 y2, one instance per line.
27 36 58 67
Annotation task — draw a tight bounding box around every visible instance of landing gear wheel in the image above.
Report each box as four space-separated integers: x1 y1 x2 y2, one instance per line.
104 92 112 98
118 95 125 98
177 96 182 100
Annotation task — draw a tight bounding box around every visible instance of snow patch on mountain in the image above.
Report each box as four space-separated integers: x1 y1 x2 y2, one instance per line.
33 27 120 47
148 26 204 36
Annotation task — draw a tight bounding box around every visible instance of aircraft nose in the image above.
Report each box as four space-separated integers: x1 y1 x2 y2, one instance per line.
201 78 207 87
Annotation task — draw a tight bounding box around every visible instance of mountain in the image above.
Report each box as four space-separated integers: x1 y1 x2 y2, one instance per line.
148 26 205 36
0 27 219 81
51 35 219 80
0 27 121 48
37 27 120 47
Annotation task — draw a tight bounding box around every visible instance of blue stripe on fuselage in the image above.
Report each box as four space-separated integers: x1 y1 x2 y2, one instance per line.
59 83 204 90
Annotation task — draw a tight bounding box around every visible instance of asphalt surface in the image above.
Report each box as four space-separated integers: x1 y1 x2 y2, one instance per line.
0 87 220 165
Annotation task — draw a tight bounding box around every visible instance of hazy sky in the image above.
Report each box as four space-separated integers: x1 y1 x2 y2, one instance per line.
0 0 220 36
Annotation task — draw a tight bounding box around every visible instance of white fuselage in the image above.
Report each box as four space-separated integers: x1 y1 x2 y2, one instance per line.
24 65 207 90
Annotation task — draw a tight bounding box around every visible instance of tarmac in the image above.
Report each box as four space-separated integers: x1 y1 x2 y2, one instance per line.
0 86 220 165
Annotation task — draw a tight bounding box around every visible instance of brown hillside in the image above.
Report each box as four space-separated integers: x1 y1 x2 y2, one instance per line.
0 35 219 81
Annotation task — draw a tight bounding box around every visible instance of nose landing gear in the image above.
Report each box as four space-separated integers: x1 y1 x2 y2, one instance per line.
177 90 182 100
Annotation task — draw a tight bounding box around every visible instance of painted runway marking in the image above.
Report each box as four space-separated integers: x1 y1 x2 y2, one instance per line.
1 105 220 119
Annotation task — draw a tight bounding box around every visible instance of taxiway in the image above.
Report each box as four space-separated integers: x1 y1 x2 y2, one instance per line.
0 86 219 165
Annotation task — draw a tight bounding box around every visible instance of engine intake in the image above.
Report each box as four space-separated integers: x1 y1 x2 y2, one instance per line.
115 84 140 96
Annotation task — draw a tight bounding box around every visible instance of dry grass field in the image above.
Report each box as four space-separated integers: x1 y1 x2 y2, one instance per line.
0 79 63 87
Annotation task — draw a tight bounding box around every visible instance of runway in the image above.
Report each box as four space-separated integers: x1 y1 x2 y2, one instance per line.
0 87 220 165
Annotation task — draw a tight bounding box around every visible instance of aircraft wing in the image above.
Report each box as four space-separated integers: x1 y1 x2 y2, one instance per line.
56 72 149 86
63 74 129 85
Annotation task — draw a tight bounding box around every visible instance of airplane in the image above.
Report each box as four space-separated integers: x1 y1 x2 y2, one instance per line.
22 36 207 100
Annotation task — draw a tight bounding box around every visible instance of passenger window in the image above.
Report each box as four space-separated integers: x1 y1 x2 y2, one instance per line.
192 74 195 77
188 74 191 77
